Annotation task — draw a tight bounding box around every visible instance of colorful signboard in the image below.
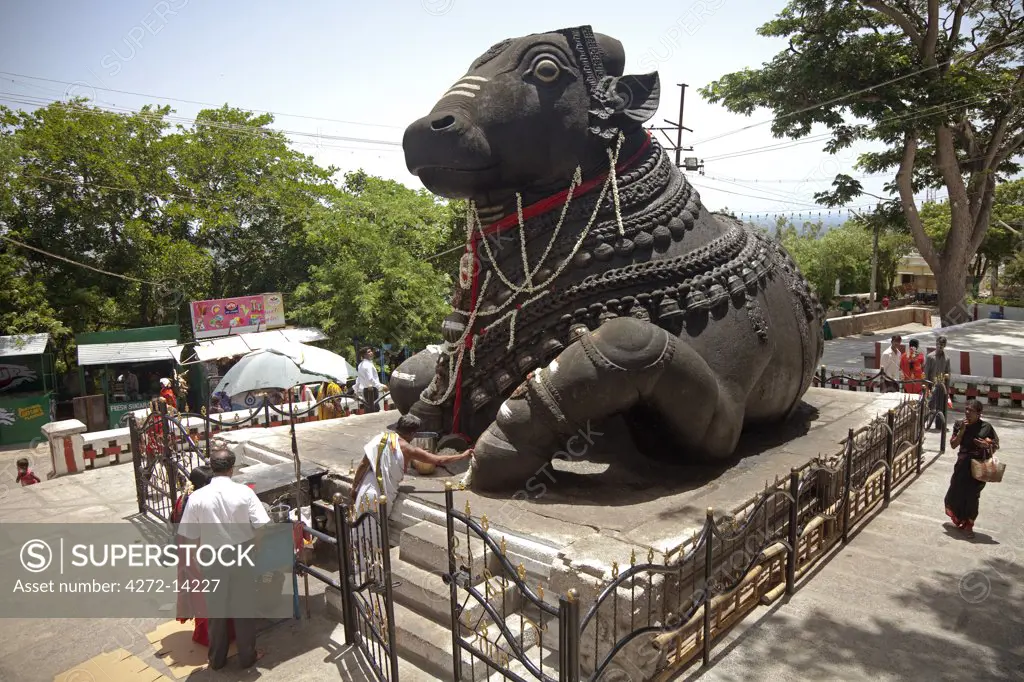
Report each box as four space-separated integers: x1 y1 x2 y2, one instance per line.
189 293 286 340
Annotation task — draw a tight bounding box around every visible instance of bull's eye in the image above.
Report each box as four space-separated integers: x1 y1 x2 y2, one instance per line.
531 57 561 83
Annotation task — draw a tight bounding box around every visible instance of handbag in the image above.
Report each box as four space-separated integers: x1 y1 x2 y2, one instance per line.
971 456 1006 483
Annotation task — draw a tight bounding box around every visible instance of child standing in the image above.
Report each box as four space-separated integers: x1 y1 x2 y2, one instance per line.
15 458 40 486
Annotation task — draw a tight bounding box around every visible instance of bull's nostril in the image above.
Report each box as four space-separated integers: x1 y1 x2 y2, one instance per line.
431 115 457 131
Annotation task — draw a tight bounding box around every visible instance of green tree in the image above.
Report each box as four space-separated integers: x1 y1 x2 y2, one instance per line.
701 2 1024 325
1004 250 1024 299
921 178 1024 288
292 173 459 355
0 248 71 368
1 97 464 374
0 99 180 342
780 219 879 303
169 106 341 300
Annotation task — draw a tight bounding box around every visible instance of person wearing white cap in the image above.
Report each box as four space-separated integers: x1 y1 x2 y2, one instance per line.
159 377 178 409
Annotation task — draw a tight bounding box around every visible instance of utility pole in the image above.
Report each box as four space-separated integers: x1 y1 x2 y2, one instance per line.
646 83 703 174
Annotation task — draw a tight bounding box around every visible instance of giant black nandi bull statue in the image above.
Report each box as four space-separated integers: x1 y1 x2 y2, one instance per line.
391 25 824 492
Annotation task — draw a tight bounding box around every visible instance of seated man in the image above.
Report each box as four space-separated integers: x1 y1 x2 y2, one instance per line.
350 414 472 580
351 414 472 513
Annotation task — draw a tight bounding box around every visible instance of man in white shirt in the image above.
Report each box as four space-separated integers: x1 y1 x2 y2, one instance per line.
178 449 270 670
879 334 904 392
354 348 385 413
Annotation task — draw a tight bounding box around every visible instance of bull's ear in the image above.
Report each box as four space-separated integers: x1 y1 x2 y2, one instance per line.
609 72 660 124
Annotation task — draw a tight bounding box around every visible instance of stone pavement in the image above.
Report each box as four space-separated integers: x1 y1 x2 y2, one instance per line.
218 389 907 554
694 418 1024 682
822 321 936 371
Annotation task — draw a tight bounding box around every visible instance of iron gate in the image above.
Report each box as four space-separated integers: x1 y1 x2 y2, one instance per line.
127 404 207 522
335 494 401 682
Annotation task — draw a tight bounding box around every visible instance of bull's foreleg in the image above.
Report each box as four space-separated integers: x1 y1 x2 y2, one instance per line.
469 317 744 492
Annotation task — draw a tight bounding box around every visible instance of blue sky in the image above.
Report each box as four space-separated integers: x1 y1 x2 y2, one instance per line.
0 0 913 222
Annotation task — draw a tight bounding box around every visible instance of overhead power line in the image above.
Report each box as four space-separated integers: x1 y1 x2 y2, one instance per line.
0 234 161 284
689 36 1022 148
702 87 1016 162
0 92 404 148
0 70 406 130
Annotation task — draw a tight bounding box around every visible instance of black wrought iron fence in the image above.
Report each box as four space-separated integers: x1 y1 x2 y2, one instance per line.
127 401 208 523
441 394 927 681
444 487 573 682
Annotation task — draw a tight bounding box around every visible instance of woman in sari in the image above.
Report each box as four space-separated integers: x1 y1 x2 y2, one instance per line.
900 339 925 394
944 399 999 539
317 381 344 421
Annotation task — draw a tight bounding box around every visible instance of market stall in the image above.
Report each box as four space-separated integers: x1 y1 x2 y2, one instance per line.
74 325 182 429
0 333 56 446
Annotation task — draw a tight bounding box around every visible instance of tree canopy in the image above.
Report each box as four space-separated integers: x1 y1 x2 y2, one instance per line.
774 215 913 302
701 1 1024 325
0 99 461 374
919 176 1024 286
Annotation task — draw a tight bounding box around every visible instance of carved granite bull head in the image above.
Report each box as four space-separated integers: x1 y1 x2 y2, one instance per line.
403 26 660 207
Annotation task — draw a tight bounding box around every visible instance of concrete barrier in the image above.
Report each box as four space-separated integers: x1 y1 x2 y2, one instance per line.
826 306 933 339
41 419 88 478
816 370 1024 417
41 398 367 479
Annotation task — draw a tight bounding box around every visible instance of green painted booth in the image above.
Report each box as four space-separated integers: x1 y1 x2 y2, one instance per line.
74 325 182 429
0 334 56 446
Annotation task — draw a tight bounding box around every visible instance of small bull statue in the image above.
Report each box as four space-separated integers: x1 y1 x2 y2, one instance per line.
391 25 824 492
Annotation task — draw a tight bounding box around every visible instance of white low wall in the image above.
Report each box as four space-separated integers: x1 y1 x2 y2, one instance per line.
41 395 379 480
973 303 1024 321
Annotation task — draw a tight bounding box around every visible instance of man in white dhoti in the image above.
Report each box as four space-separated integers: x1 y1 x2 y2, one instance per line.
349 414 471 577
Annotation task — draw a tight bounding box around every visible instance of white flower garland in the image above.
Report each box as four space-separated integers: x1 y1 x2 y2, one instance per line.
419 132 628 406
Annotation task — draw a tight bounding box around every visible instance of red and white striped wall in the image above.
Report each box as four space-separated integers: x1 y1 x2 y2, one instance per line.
873 342 1024 379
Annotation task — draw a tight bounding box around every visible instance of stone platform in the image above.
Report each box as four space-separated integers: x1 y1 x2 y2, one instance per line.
220 387 905 559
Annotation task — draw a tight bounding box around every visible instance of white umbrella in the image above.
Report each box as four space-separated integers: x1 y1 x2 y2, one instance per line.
214 342 356 397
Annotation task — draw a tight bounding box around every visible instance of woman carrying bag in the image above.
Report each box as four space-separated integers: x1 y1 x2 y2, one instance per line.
944 399 1002 539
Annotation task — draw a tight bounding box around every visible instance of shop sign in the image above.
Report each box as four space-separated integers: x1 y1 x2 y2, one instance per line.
189 293 286 340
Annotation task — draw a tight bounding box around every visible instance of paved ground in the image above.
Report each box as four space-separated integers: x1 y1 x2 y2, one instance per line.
693 418 1024 682
821 317 1024 376
821 322 937 371
902 317 1024 359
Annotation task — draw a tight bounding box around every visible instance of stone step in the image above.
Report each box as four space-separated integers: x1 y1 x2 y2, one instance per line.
480 608 549 657
389 546 523 628
393 598 560 682
392 600 488 681
399 520 498 578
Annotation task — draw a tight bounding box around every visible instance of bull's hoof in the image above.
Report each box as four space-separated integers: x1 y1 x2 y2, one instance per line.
469 423 550 493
